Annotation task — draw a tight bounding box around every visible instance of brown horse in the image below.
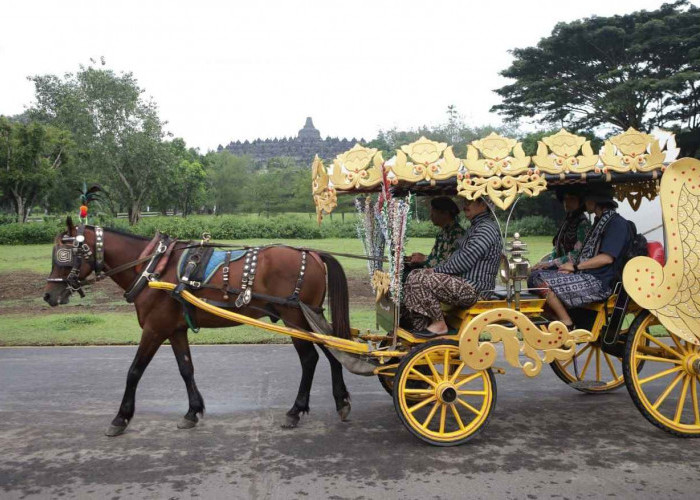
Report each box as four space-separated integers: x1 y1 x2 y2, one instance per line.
43 218 352 436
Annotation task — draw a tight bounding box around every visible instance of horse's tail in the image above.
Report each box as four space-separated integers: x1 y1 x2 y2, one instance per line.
319 253 351 340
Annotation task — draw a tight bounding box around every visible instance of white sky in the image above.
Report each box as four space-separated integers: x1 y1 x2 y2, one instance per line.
0 0 689 152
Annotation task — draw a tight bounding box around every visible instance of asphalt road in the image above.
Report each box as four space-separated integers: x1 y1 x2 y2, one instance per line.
0 345 698 499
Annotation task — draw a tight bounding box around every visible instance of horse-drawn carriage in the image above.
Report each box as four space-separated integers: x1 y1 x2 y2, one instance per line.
44 128 700 445
308 128 700 445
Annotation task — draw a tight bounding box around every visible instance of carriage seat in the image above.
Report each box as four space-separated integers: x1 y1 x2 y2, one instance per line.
647 241 665 265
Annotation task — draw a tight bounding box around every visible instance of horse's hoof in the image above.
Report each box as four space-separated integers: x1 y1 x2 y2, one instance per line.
105 424 127 437
177 417 197 429
281 414 300 429
338 403 351 422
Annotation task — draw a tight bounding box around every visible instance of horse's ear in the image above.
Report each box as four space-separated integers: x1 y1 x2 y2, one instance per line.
66 216 75 236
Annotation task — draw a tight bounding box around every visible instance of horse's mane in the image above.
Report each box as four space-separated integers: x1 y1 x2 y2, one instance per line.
90 225 152 241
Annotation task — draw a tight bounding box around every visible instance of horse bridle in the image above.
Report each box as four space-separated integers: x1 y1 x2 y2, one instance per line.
47 225 105 298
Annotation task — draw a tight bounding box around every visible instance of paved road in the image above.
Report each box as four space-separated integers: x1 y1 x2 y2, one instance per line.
0 345 698 499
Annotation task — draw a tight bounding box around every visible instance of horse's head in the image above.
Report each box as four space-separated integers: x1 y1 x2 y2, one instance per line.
43 217 100 306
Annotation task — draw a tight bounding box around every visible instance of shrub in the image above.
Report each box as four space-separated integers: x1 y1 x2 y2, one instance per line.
0 219 63 244
0 212 556 244
506 215 557 237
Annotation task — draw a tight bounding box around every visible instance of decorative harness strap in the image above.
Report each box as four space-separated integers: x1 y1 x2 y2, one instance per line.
124 235 173 303
235 247 260 308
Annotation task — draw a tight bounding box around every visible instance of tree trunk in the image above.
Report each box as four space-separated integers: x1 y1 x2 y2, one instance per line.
11 190 26 223
129 202 141 225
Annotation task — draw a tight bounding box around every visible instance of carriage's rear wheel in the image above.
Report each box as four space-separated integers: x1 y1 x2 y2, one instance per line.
393 340 496 446
550 340 627 393
624 311 700 437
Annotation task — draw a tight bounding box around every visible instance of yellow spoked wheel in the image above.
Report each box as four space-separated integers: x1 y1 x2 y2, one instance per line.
624 311 700 437
550 340 627 393
393 340 496 446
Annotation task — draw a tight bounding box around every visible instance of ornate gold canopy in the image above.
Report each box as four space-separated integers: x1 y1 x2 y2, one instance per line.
312 128 677 220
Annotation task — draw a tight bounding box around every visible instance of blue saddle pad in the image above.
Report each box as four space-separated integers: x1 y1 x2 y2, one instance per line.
177 249 247 284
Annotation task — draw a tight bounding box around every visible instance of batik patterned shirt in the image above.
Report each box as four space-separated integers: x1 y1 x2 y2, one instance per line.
425 221 466 268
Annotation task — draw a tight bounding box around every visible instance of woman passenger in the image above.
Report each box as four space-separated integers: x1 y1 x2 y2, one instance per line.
531 187 591 272
528 185 631 329
407 197 465 268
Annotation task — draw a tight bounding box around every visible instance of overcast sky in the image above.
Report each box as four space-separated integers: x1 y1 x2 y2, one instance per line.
1 0 687 153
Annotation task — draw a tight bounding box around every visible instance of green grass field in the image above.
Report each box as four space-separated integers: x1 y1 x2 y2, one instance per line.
0 308 378 346
0 236 553 346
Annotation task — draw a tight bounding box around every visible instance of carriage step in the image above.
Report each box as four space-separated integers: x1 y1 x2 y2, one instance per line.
569 380 608 389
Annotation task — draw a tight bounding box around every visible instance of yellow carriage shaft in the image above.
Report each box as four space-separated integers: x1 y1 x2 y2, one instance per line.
312 127 675 221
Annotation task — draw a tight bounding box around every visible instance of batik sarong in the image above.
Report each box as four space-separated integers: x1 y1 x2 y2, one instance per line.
528 269 608 308
402 269 478 331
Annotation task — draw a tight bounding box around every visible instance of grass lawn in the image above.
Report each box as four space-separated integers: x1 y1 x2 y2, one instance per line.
0 307 378 346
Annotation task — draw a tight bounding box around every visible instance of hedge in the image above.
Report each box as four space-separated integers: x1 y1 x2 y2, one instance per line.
0 213 556 244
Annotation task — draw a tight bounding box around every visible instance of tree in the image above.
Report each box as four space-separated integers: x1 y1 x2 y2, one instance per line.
28 63 171 224
204 151 253 214
492 1 700 156
0 117 72 222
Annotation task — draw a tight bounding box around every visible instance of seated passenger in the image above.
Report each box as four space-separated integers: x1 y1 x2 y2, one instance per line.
528 185 631 329
407 196 465 268
402 198 503 336
532 187 591 271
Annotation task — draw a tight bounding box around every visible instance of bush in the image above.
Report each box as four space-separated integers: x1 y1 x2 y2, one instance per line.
0 219 63 244
0 214 17 226
0 212 555 244
506 215 557 237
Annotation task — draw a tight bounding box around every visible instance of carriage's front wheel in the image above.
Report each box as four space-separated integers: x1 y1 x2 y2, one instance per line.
623 311 700 437
393 340 496 446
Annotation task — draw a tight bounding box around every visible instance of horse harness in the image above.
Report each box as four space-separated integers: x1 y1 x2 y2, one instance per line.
171 243 313 332
48 224 175 301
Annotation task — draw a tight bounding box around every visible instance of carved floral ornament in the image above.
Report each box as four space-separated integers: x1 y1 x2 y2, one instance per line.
312 129 676 214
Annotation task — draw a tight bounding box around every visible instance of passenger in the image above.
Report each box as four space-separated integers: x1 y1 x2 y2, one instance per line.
402 198 503 336
407 196 465 268
531 187 591 272
528 185 631 329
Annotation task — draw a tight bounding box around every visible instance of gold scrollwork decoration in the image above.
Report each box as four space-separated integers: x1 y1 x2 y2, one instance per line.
456 173 547 210
614 179 660 211
390 136 461 184
463 132 531 177
458 309 594 377
311 155 338 223
532 129 599 174
371 270 391 303
623 157 700 345
329 144 384 190
600 127 666 173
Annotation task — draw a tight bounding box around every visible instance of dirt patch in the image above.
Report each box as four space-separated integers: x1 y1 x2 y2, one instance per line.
0 271 133 316
0 270 376 316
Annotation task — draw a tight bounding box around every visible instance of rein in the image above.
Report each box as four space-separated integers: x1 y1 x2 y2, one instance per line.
178 242 387 263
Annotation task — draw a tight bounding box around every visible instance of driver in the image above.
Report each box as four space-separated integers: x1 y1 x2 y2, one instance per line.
402 198 503 336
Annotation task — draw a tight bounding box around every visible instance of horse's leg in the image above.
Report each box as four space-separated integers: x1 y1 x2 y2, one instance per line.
169 327 205 430
283 337 319 429
105 328 164 436
318 345 351 422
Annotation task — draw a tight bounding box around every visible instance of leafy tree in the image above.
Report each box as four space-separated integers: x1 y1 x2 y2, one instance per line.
204 151 253 214
28 62 171 223
0 117 72 222
492 1 700 156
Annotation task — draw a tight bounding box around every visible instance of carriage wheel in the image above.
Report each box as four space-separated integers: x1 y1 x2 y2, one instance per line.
550 339 628 393
393 340 496 446
378 359 399 396
623 311 700 437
